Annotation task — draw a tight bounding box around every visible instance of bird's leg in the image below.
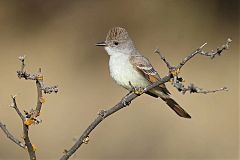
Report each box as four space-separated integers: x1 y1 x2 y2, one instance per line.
128 81 144 96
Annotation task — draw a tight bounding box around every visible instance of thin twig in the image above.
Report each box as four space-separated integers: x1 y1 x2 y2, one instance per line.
177 38 232 70
10 95 24 121
156 38 231 94
154 48 172 69
0 122 25 148
8 94 36 159
181 84 228 94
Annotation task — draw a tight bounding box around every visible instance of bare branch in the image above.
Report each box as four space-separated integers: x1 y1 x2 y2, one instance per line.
1 56 58 160
22 124 36 160
18 55 26 72
154 48 172 69
59 75 171 160
155 38 231 74
198 38 232 58
35 68 43 117
176 38 232 70
3 93 37 159
10 95 24 121
156 39 231 94
16 57 58 118
39 80 58 94
178 83 228 94
0 122 25 148
17 57 59 160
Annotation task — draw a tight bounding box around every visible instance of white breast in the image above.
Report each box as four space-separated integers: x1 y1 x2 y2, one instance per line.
108 52 150 90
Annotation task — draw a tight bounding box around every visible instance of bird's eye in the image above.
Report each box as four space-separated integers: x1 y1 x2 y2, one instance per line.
114 41 119 45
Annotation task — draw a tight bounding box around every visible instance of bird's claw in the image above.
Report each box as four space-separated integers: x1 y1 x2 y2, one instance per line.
132 86 144 95
128 81 144 95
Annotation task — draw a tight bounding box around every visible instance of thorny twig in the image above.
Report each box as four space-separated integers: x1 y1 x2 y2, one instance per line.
60 39 231 160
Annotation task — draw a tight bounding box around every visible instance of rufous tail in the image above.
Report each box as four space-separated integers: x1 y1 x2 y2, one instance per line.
160 96 191 118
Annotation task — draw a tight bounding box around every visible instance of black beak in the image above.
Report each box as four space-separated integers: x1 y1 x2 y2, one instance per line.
96 41 107 47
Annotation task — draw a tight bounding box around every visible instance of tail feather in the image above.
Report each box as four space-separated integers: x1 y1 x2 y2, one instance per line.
160 97 191 118
146 88 191 118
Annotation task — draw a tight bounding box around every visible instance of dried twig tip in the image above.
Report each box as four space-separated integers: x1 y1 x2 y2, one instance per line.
200 42 207 49
154 48 160 54
227 38 232 43
18 55 26 61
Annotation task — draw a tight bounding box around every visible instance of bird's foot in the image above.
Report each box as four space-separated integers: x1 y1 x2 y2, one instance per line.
132 86 144 95
128 81 145 96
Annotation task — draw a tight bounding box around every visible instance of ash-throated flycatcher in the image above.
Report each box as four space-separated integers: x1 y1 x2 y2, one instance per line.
96 27 191 118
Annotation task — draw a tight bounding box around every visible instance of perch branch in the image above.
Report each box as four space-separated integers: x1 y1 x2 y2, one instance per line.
60 39 231 160
59 75 169 160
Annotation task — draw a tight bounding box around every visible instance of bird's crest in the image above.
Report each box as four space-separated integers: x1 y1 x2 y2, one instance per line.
106 27 129 41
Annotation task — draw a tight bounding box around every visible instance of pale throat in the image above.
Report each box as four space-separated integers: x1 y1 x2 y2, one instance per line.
104 46 134 56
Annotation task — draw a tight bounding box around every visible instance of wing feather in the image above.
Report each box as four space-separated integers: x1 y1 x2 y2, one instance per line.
130 55 170 95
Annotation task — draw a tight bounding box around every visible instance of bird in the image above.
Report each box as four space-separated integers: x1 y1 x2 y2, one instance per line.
96 27 191 118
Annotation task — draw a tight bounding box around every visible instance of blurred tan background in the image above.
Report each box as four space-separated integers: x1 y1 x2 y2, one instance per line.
0 0 239 160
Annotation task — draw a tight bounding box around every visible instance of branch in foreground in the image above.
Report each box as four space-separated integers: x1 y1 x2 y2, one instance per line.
10 95 25 121
0 122 25 148
17 56 58 159
1 55 58 160
60 39 231 160
9 94 36 159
